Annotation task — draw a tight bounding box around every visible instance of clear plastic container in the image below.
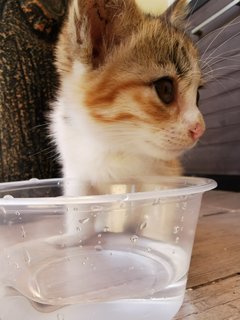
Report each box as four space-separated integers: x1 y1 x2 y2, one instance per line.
0 177 216 320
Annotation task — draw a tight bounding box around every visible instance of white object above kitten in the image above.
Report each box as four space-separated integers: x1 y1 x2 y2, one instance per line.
50 0 205 196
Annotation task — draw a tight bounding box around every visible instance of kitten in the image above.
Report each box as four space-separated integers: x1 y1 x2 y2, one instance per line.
50 0 205 196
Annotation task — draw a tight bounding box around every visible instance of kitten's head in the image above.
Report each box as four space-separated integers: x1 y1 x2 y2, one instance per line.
56 0 205 161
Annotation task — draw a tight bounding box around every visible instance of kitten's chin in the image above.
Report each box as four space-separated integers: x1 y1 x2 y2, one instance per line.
143 141 186 161
158 149 184 161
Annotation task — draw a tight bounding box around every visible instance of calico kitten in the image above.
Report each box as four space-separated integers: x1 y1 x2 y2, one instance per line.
50 0 205 196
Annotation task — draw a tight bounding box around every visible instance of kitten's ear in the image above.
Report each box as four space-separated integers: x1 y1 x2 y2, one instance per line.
66 0 142 69
162 0 189 28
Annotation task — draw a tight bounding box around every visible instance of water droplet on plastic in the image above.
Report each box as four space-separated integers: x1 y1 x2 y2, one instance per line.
82 261 86 265
175 236 180 244
173 226 180 234
181 202 187 210
15 262 20 269
91 205 102 212
103 226 109 232
3 195 14 200
95 245 102 251
57 314 64 320
152 198 160 206
119 201 126 209
144 214 149 220
21 225 26 238
24 249 31 264
98 233 102 238
98 240 101 245
146 247 152 252
29 178 39 182
130 235 138 243
79 217 90 224
15 211 21 216
139 221 147 230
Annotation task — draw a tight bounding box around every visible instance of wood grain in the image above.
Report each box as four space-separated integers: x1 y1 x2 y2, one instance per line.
174 190 240 319
175 275 240 319
188 211 240 288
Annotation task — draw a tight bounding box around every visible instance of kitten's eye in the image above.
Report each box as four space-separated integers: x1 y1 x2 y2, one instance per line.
153 77 174 105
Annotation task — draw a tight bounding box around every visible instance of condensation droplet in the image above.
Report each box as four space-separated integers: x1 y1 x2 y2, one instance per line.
139 221 147 230
181 202 187 210
175 237 180 244
119 201 126 209
21 225 26 238
147 247 152 252
79 217 90 224
29 178 39 182
82 261 86 265
15 262 20 269
24 249 31 264
130 235 138 243
173 226 180 234
144 214 149 220
152 199 160 206
91 205 102 212
103 226 109 232
16 211 21 216
76 226 81 232
3 195 14 200
95 245 102 251
57 314 64 320
98 233 102 238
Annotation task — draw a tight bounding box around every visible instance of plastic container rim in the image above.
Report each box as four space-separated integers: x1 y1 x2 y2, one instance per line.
0 176 217 205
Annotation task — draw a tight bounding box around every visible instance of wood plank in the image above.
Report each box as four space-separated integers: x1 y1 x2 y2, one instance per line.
187 211 240 288
174 275 240 319
201 191 240 216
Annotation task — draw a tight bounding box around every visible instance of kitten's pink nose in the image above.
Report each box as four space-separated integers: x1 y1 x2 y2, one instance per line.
189 122 204 140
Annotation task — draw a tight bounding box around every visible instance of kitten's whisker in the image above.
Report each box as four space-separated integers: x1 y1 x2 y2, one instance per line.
29 124 48 131
30 146 54 157
195 17 240 46
203 29 240 64
196 15 240 50
202 65 240 79
200 49 240 67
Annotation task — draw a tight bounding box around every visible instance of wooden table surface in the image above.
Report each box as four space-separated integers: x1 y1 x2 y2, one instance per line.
174 190 240 320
